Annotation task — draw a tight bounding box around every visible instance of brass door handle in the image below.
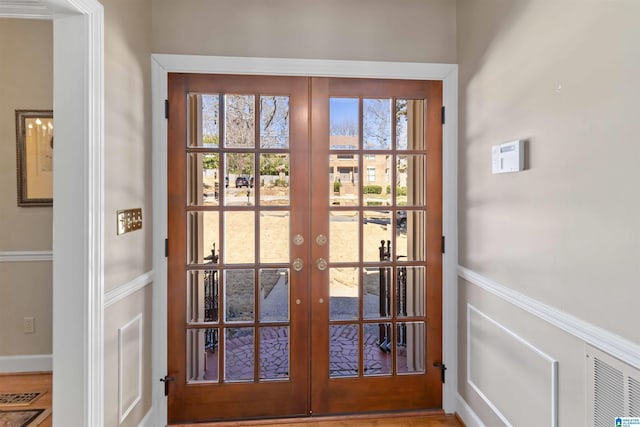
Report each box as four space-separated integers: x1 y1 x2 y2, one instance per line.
293 258 304 272
316 258 327 271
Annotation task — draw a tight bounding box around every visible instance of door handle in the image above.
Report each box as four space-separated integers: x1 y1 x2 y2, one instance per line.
316 258 327 271
293 258 304 272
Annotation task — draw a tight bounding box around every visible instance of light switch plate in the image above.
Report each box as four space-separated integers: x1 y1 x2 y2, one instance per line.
116 208 143 235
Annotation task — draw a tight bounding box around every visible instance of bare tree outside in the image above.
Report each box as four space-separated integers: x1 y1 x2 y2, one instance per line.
260 96 289 148
363 98 391 149
225 94 255 148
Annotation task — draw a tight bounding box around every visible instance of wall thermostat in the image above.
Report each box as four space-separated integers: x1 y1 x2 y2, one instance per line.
492 140 525 174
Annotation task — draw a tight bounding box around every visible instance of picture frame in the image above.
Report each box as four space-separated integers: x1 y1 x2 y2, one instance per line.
15 110 54 207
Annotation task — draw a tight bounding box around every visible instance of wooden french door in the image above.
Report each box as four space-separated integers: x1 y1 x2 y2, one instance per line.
167 74 442 424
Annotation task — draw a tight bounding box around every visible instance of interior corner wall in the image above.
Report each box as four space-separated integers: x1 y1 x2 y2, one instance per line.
103 0 153 293
101 0 153 424
457 0 640 424
0 18 53 358
151 0 457 64
457 0 640 348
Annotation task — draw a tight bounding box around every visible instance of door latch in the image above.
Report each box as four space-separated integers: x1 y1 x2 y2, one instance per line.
433 362 447 383
160 375 175 396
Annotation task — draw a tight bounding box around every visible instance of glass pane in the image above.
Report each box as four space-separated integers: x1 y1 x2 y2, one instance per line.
330 268 359 321
330 97 359 150
188 93 219 148
363 323 392 376
225 153 255 206
187 270 219 324
187 212 219 265
363 267 391 320
260 211 289 264
224 269 254 322
397 322 425 374
395 210 426 262
259 268 289 322
396 154 426 206
187 153 219 206
224 327 255 382
363 154 391 206
396 266 426 318
396 99 425 151
329 154 359 206
224 94 255 148
363 98 391 150
260 96 289 149
260 326 289 380
224 212 254 264
329 324 359 378
329 211 359 263
363 211 392 263
186 328 218 383
259 154 290 206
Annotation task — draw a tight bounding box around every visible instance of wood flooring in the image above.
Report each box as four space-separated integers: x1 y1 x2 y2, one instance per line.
0 372 463 427
0 372 51 427
174 412 464 427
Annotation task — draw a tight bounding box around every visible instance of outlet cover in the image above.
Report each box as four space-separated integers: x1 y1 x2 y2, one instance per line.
23 317 35 334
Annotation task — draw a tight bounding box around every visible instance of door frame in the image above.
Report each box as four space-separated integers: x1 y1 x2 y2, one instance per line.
0 1 105 426
152 54 458 425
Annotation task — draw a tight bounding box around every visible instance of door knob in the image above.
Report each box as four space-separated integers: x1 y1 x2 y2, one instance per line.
293 258 304 272
293 234 304 246
316 258 327 271
316 234 327 246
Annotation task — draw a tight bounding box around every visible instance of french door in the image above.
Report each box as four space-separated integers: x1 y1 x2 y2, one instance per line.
167 74 443 424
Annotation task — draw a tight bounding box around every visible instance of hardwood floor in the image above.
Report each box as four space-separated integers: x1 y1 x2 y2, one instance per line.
0 372 51 427
0 373 464 427
174 412 464 427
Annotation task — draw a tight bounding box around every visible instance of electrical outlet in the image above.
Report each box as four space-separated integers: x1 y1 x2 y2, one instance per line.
116 208 143 235
23 317 35 334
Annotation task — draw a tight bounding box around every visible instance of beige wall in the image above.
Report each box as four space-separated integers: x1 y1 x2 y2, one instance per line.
152 0 457 63
101 0 153 424
104 0 153 292
457 0 640 344
0 19 53 357
458 0 640 424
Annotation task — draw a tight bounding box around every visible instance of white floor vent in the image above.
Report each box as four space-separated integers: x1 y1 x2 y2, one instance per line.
586 344 640 426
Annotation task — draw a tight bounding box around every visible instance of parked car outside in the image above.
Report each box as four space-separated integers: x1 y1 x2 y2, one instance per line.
235 176 251 188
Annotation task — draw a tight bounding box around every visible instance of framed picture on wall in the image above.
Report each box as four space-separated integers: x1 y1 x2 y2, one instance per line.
15 110 53 207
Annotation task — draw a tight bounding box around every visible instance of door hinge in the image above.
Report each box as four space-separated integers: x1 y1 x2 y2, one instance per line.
160 375 175 396
164 99 169 119
434 362 447 383
441 236 445 254
164 238 168 257
441 106 445 125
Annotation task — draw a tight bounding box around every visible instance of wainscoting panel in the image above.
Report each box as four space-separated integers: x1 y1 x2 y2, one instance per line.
119 313 143 424
467 304 558 427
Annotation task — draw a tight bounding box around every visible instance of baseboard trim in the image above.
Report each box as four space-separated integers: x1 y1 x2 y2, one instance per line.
105 271 154 308
458 266 640 370
0 251 53 262
0 354 52 373
456 393 486 427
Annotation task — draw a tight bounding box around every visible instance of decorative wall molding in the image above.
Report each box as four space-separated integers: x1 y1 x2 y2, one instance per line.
467 304 558 427
104 271 154 308
137 407 155 427
0 354 52 373
0 251 53 262
119 313 143 424
456 393 487 427
458 266 640 371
